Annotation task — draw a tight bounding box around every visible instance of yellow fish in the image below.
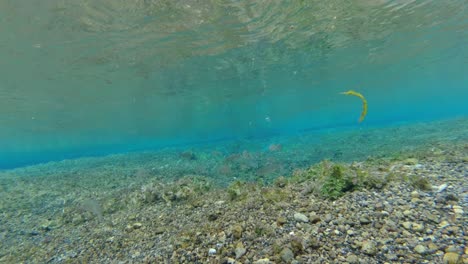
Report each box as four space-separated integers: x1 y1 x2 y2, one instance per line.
341 90 368 123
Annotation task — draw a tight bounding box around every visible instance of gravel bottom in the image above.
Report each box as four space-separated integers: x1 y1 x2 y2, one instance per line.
0 120 467 263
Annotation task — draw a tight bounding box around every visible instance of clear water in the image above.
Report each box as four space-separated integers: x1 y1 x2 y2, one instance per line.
1 2 468 263
0 0 467 168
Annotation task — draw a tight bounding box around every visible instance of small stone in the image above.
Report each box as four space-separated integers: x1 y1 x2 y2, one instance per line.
208 248 217 256
346 254 359 263
66 250 78 258
347 230 355 236
307 237 320 249
445 194 459 202
427 242 438 250
235 246 246 259
27 230 39 237
446 246 458 253
412 223 425 232
277 216 287 225
362 231 370 238
294 212 309 223
435 184 448 193
443 252 459 264
290 237 304 254
411 191 420 198
280 248 294 263
439 221 450 228
360 216 371 225
309 213 321 223
453 205 464 214
254 258 272 264
385 253 398 261
414 244 428 255
218 231 226 243
215 200 225 205
232 225 243 239
403 210 412 216
426 213 440 224
361 240 377 255
375 202 384 210
208 213 219 221
132 222 143 229
404 158 418 165
226 257 236 264
402 222 412 230
154 227 165 234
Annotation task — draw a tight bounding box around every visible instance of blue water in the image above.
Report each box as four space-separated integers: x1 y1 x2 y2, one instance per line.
0 0 467 169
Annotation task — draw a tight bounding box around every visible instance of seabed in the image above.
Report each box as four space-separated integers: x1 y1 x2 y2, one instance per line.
0 118 467 263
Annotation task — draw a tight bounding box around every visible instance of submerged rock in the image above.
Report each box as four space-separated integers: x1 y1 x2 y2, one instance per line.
361 241 377 255
443 252 460 264
293 212 309 223
280 247 294 263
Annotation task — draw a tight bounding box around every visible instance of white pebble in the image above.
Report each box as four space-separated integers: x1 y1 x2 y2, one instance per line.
208 248 216 256
435 183 448 193
294 212 309 223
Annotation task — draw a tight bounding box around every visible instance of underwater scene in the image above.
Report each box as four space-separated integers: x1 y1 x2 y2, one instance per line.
0 0 467 263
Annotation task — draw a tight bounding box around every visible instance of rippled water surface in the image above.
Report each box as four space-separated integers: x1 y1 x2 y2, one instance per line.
0 0 467 167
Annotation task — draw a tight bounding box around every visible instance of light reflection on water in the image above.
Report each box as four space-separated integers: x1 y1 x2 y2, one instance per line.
0 0 466 166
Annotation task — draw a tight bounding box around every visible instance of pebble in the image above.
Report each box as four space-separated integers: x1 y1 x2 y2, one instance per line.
218 231 226 243
446 246 458 253
235 243 246 259
132 222 143 229
411 191 419 198
402 221 412 230
346 254 359 263
254 258 272 264
443 252 459 264
294 212 309 223
453 205 463 214
154 227 165 234
439 221 450 228
435 184 448 193
385 253 398 261
232 225 243 239
404 158 418 165
403 210 412 216
309 213 321 223
361 240 377 255
412 223 424 232
280 248 294 263
290 237 304 254
360 216 371 225
425 212 440 224
208 248 216 256
414 244 428 255
277 216 287 225
375 202 384 210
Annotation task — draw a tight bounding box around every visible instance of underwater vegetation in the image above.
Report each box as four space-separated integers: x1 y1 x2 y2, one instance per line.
341 90 368 123
289 158 435 200
223 148 446 202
